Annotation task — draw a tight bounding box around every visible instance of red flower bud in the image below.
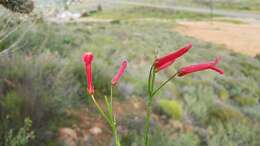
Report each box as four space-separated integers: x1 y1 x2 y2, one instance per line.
82 52 94 95
112 60 128 86
154 43 192 72
178 57 224 77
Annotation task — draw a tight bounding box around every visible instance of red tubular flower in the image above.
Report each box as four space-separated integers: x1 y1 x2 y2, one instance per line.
154 43 192 72
82 52 94 95
112 60 128 86
178 57 224 77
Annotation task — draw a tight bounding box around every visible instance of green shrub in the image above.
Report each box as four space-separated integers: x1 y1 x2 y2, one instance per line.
255 54 260 61
1 91 24 125
208 121 257 146
6 118 35 146
242 105 260 121
218 88 229 101
232 96 258 106
1 118 35 146
0 52 84 144
132 129 175 146
158 99 183 120
206 103 248 125
128 128 200 146
183 85 215 123
174 132 200 146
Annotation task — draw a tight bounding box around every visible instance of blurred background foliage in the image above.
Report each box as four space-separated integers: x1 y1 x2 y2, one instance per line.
0 0 260 145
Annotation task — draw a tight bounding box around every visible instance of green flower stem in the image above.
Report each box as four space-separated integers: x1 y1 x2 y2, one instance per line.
144 65 156 146
152 72 178 96
90 95 112 126
145 69 178 146
109 86 121 146
92 91 121 146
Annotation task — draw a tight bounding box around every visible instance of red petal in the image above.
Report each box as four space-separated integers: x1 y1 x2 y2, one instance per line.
154 43 192 72
112 60 128 86
82 52 95 95
210 66 224 74
178 57 224 76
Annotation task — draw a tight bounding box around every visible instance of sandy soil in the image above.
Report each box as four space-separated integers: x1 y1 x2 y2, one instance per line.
175 20 260 56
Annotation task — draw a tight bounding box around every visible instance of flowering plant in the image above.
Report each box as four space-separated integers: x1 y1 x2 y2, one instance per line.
82 43 224 146
82 52 127 146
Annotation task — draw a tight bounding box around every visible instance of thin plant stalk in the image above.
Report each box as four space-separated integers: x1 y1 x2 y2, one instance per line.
91 94 121 146
90 95 111 125
152 72 178 96
144 67 178 146
109 86 121 146
144 65 156 146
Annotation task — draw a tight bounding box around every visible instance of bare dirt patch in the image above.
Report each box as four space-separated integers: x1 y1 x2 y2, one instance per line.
175 20 260 56
57 97 146 146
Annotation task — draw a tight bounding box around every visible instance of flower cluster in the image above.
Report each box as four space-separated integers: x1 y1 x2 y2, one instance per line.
154 43 192 72
82 52 127 146
178 57 224 76
144 43 224 146
82 52 128 95
82 43 224 146
154 43 224 76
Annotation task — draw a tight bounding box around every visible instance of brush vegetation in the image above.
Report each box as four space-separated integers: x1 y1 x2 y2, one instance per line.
0 6 260 146
0 0 34 13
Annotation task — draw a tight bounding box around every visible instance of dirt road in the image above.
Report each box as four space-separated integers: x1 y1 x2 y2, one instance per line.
175 20 260 56
110 1 260 20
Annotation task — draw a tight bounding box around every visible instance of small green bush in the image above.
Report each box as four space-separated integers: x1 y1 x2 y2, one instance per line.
218 88 229 101
6 118 35 146
233 96 258 106
242 105 260 121
0 91 27 131
206 103 248 125
128 128 200 146
158 99 183 120
208 121 257 146
255 54 260 61
1 118 35 146
0 52 85 144
174 132 200 146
